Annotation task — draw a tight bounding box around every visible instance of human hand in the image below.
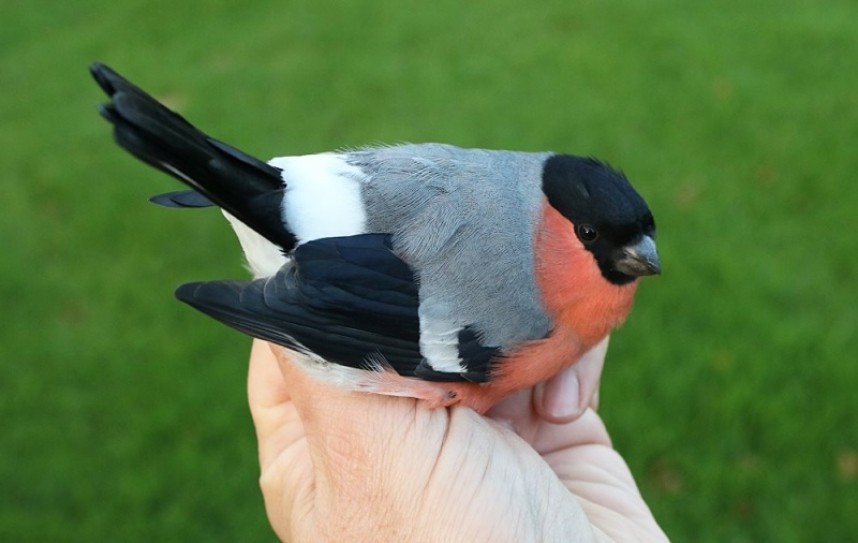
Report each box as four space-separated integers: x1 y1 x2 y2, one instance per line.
247 339 667 542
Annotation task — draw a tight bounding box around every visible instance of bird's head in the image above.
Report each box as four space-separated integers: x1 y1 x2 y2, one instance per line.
541 154 660 286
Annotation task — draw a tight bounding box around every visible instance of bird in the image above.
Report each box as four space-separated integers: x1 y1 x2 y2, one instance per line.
91 62 660 414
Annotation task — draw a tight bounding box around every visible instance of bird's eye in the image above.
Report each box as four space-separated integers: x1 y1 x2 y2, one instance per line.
577 224 599 243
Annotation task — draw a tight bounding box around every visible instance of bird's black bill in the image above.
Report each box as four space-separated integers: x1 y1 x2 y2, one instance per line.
614 235 661 277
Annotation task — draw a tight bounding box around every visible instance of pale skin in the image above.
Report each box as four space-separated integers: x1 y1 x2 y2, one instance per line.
248 338 669 542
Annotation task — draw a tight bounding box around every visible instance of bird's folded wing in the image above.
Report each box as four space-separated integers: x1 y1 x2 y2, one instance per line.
176 234 428 375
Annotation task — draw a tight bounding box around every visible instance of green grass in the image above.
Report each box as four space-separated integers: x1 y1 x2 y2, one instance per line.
2 0 856 540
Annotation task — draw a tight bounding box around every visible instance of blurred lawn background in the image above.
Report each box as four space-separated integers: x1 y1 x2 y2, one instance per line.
2 0 856 540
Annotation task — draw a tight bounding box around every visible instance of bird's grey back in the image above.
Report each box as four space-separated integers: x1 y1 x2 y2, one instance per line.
346 144 553 348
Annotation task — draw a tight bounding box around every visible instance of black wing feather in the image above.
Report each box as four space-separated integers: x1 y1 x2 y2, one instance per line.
175 234 430 376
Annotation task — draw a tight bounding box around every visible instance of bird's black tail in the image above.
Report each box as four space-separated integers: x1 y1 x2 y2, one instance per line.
91 63 297 251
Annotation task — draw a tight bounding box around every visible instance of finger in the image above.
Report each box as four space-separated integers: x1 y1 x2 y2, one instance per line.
247 342 317 540
247 340 307 471
578 337 609 412
532 407 613 456
484 388 540 442
532 337 609 424
248 339 291 411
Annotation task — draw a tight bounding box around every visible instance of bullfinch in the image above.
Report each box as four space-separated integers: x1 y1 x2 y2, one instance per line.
91 63 660 414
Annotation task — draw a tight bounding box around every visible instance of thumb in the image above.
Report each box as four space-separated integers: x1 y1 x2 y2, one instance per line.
532 337 609 424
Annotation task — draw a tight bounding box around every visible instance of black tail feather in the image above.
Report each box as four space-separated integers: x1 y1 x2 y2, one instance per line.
91 63 297 251
149 190 214 208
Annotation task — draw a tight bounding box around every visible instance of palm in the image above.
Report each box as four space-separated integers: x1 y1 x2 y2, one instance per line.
248 340 666 542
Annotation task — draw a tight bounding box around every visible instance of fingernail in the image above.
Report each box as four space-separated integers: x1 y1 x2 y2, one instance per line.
543 369 580 420
590 389 600 411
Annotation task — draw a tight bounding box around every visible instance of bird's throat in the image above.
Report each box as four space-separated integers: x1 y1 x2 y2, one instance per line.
534 202 638 346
